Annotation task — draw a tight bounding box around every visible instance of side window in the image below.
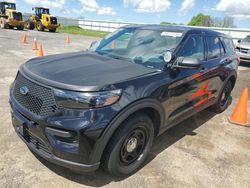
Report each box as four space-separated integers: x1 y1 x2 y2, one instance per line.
206 36 224 59
178 35 205 60
222 37 235 55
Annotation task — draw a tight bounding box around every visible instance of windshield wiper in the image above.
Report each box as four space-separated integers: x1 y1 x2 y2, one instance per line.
95 50 133 63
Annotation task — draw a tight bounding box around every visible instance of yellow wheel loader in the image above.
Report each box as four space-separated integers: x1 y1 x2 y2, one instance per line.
0 2 24 30
26 7 60 32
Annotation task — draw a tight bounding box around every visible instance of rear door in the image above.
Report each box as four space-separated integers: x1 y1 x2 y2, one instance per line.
221 37 239 67
202 35 228 100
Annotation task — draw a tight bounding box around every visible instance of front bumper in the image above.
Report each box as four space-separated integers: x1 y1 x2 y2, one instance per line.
8 72 122 172
10 101 100 172
236 52 250 63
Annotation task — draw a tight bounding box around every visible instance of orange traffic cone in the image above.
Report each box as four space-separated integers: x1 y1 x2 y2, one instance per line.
37 43 44 57
66 35 70 44
22 33 27 45
228 88 249 126
32 38 38 50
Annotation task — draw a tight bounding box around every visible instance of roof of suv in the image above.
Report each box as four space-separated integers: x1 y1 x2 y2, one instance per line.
123 24 229 38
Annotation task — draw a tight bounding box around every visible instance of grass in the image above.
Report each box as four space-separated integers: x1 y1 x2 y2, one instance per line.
58 26 109 38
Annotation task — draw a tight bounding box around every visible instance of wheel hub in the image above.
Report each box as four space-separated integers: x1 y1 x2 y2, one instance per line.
120 127 148 165
126 137 138 153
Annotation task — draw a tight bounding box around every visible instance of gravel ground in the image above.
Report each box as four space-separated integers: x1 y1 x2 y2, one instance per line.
0 29 250 188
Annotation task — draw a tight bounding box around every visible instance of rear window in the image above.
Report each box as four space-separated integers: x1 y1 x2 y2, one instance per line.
206 36 224 59
222 37 235 55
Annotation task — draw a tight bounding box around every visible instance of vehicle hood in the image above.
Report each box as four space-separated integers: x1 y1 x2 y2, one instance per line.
237 42 250 49
21 51 158 91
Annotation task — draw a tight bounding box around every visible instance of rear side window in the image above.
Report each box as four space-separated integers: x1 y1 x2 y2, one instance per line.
178 35 205 60
222 37 235 55
206 36 224 59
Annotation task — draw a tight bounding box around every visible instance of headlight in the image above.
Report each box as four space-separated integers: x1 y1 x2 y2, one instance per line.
54 89 122 109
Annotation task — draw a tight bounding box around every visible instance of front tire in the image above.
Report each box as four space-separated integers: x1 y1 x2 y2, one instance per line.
0 18 8 29
210 81 232 113
102 113 154 177
26 20 34 30
37 22 44 31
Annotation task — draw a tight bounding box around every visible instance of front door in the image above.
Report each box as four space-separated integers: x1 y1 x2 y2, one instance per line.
163 34 212 126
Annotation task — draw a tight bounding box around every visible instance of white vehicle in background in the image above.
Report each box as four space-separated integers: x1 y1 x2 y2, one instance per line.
236 35 250 64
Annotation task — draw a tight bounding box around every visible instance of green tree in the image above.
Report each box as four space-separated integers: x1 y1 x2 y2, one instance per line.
188 13 213 27
161 22 183 25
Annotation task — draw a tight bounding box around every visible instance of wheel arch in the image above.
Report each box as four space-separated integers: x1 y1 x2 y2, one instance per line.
215 70 237 104
89 98 165 164
228 75 236 89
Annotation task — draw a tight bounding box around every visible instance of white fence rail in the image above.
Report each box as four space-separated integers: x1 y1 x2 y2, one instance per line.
78 19 250 42
78 19 137 32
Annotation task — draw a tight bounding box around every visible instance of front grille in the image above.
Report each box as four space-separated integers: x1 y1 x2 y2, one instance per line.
26 130 51 155
240 57 250 62
240 48 250 54
13 73 58 117
50 17 57 24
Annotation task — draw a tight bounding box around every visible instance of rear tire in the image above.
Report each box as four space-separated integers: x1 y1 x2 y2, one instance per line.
102 113 154 177
49 28 56 32
0 18 8 29
210 81 232 113
17 25 24 30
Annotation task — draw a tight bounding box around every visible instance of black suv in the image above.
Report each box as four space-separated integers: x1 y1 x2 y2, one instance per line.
10 25 238 177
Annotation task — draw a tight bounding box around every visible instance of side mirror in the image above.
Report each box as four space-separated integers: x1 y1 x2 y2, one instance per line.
238 39 241 43
176 57 201 69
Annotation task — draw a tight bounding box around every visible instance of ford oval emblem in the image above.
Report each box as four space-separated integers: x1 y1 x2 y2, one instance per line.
20 86 29 96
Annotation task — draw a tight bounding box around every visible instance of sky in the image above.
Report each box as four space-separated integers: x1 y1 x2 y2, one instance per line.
9 0 250 28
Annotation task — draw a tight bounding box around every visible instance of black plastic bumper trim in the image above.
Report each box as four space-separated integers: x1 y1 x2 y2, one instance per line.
45 127 75 138
16 131 100 172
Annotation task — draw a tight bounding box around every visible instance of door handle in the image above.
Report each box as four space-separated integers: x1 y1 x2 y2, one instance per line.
199 67 207 73
222 58 231 65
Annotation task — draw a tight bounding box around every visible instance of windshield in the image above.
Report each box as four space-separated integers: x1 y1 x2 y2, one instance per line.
36 8 50 15
243 36 250 43
92 28 183 70
4 3 16 10
42 9 49 14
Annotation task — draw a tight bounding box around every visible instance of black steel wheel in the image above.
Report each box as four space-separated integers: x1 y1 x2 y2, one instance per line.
120 127 148 166
102 113 154 177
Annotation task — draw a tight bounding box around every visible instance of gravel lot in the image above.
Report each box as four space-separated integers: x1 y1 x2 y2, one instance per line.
0 29 250 188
